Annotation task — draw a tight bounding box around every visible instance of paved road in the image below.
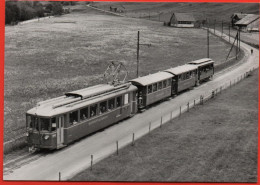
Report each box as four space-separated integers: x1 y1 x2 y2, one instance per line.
4 28 258 181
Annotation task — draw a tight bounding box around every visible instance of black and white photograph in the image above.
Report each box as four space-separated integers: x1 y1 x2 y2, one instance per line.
3 1 259 182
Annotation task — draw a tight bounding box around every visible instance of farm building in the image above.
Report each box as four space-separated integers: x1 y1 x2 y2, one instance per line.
169 13 196 28
235 14 259 32
231 13 247 26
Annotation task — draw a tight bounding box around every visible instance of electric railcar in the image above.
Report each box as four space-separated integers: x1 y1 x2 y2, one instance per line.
26 83 137 150
26 58 214 150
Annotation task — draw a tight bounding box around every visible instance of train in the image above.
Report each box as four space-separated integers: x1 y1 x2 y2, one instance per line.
26 58 214 150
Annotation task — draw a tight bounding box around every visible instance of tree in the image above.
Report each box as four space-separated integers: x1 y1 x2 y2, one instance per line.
52 2 63 15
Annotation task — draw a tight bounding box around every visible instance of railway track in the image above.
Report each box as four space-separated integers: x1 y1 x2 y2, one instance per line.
4 151 49 176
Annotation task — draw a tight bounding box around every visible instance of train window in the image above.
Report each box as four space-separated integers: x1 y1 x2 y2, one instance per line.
158 82 162 90
186 72 190 79
163 80 167 88
69 111 78 125
90 104 97 117
168 79 171 86
51 117 56 131
108 98 115 110
100 101 107 114
116 96 122 108
40 118 50 131
148 85 152 93
80 107 88 120
124 94 129 105
153 83 157 92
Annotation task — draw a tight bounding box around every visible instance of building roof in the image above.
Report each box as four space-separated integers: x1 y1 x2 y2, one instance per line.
172 13 196 22
231 13 247 19
27 83 137 117
235 14 259 25
188 58 214 66
129 72 173 86
164 64 197 76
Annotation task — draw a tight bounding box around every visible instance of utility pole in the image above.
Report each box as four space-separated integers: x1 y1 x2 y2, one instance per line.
236 30 239 59
221 20 223 36
226 32 238 60
239 27 241 51
207 22 210 58
137 31 140 77
229 23 231 43
136 31 151 77
214 19 216 34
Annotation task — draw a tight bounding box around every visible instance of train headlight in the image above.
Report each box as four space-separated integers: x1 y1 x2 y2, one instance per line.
44 135 49 140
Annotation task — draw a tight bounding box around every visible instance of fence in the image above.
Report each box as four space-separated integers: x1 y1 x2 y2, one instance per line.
61 67 255 181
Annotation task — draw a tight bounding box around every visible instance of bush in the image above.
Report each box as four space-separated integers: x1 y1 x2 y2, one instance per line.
5 1 64 25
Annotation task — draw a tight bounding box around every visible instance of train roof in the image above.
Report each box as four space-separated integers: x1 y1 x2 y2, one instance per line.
129 71 173 86
188 58 214 66
164 64 197 75
27 83 137 117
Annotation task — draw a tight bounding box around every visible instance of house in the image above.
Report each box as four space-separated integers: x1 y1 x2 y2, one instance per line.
169 13 196 28
235 14 259 32
231 13 247 27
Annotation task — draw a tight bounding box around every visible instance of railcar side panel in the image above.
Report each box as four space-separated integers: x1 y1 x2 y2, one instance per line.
177 77 196 92
63 104 131 144
199 68 214 81
146 86 171 105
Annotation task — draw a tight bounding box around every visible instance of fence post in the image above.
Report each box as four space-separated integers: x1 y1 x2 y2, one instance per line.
91 155 93 170
116 141 119 155
179 106 181 116
132 133 135 146
59 172 61 181
211 90 215 98
160 116 163 128
230 80 231 87
149 122 151 134
187 102 189 112
194 99 196 106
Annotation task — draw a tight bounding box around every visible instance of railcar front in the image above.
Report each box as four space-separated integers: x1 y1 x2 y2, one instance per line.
26 83 138 150
129 72 173 110
26 114 59 150
188 58 214 83
164 64 198 95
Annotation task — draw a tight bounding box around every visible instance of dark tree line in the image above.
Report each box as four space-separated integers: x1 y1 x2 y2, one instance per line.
5 1 75 25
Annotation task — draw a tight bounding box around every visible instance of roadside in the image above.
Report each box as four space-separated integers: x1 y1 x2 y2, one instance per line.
71 69 258 182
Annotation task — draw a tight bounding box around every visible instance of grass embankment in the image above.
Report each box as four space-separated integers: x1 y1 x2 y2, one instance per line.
71 70 258 182
4 4 237 142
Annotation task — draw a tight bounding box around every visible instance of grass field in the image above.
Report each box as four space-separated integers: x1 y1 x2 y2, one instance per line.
4 3 241 142
71 70 258 182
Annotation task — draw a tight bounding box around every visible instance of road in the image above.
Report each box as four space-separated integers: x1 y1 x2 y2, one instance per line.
4 28 258 181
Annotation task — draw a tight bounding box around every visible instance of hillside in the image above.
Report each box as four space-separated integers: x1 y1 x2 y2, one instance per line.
93 2 259 24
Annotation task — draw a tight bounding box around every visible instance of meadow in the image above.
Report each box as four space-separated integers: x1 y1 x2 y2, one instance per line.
4 3 237 142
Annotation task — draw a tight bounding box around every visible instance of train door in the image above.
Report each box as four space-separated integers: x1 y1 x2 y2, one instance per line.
172 77 178 95
57 116 64 147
